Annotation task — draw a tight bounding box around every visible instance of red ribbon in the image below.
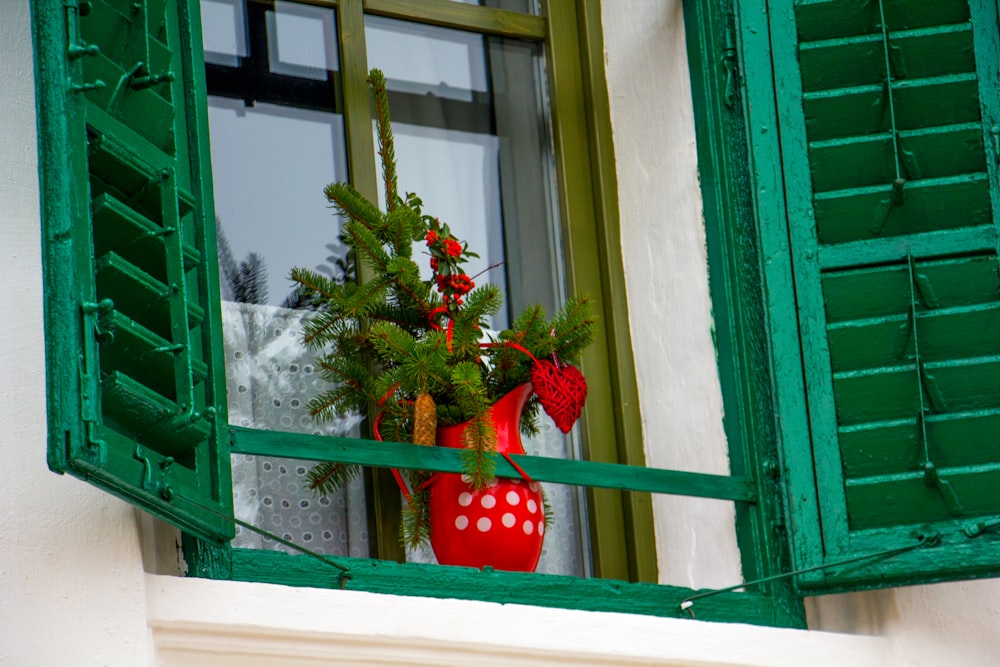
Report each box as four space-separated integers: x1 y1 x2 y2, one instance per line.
372 382 413 503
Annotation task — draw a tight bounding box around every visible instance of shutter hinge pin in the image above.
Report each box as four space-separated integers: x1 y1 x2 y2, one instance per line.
70 79 105 94
68 43 100 59
721 28 738 109
963 519 1000 539
132 70 176 91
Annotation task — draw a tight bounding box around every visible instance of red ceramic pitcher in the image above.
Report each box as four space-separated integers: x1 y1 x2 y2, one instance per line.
429 383 546 571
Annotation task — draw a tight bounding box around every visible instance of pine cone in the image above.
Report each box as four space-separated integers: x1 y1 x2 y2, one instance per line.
413 391 437 446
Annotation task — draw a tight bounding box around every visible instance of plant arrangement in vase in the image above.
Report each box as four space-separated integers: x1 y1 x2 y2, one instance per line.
290 69 595 572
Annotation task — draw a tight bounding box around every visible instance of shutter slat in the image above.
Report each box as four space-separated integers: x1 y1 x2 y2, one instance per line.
800 24 975 92
829 302 1000 372
810 124 985 192
102 371 211 456
833 356 1000 424
804 75 980 141
842 409 1000 477
795 0 970 42
846 464 1000 530
813 174 991 244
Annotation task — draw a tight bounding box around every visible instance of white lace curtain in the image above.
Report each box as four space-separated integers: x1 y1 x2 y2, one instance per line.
223 300 588 576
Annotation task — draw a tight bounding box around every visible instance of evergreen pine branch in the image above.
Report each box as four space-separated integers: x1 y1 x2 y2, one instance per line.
368 69 399 212
344 273 392 318
450 362 497 486
300 306 354 349
548 294 597 361
307 461 360 496
290 267 348 302
369 321 417 367
384 208 420 258
280 286 319 310
401 487 431 549
324 182 384 231
344 220 391 273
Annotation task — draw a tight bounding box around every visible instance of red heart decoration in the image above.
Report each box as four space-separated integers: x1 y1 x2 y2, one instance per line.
530 360 588 433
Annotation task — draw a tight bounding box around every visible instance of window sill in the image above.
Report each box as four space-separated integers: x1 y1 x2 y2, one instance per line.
146 573 890 667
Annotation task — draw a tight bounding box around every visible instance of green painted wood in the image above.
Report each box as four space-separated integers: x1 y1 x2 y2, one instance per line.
817 225 998 270
846 464 1000 529
219 548 800 627
684 0 805 626
810 124 986 192
840 409 1000 477
336 0 405 565
799 24 975 93
747 0 1000 591
809 520 1000 593
33 0 234 542
229 426 756 501
363 0 545 40
736 0 830 588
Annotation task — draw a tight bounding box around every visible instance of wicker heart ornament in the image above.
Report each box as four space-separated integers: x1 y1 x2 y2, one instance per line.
530 359 588 433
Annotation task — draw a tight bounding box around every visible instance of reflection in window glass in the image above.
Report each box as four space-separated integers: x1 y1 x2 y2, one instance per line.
201 0 247 65
266 1 340 80
365 16 564 327
209 99 349 306
203 0 365 558
365 16 590 577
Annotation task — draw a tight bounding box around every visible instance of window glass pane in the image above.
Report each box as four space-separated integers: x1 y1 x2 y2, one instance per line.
203 0 367 557
202 0 247 65
210 99 349 305
365 16 564 324
448 0 540 12
266 1 340 80
366 16 589 577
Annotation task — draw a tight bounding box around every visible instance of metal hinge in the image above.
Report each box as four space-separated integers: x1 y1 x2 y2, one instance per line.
79 299 114 461
721 23 739 109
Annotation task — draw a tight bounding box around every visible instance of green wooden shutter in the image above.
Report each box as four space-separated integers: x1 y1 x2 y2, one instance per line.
34 0 233 542
758 0 1000 591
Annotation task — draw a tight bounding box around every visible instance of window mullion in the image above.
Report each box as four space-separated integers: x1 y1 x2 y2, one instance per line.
363 0 545 41
336 0 405 563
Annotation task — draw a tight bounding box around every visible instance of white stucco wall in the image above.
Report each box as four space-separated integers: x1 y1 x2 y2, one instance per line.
603 0 742 592
3 0 1000 665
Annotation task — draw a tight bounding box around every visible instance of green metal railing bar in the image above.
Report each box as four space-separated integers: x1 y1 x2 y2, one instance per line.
228 425 757 502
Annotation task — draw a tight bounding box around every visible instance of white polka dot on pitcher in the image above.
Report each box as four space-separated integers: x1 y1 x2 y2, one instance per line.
502 513 516 528
529 482 539 492
455 516 469 530
458 492 473 507
523 520 534 535
481 494 497 509
505 491 520 506
477 517 492 532
539 522 545 536
527 499 538 514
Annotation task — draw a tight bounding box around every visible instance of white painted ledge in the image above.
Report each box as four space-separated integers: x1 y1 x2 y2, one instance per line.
146 574 891 667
